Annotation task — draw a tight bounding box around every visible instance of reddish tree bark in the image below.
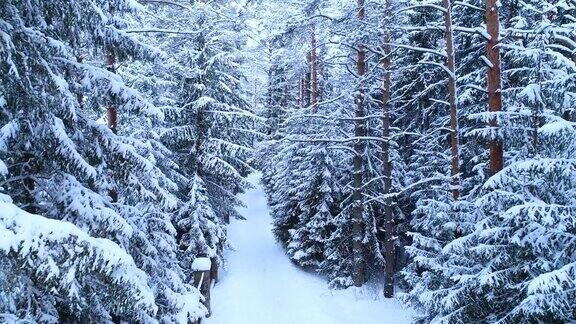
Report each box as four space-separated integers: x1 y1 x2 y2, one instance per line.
486 0 504 174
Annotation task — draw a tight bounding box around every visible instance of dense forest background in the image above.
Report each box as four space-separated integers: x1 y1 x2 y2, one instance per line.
1 0 255 321
258 0 576 322
1 0 576 323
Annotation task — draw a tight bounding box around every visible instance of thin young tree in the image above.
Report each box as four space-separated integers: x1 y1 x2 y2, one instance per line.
381 0 395 299
442 0 460 199
352 0 367 287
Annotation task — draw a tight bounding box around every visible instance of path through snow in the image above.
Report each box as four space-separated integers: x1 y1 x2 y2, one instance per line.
206 173 413 324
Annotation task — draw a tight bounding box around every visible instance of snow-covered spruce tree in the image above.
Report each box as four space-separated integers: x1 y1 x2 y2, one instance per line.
0 0 205 321
257 16 310 248
120 0 257 315
392 0 473 307
0 193 156 322
136 0 255 268
273 83 344 270
265 91 350 286
400 0 503 315
314 110 365 288
286 147 341 268
260 45 292 139
120 0 226 275
432 131 576 321
405 2 576 322
266 138 308 249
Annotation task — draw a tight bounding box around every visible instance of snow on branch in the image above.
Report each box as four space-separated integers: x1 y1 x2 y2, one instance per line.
0 200 157 316
138 0 193 10
124 28 203 35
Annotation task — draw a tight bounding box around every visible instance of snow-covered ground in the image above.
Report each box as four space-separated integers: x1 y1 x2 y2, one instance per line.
206 174 413 324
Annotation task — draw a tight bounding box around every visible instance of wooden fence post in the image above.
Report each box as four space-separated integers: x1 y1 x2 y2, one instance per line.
192 258 212 318
210 257 219 283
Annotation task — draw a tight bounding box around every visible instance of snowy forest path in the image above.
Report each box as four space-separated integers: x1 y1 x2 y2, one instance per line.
205 173 412 324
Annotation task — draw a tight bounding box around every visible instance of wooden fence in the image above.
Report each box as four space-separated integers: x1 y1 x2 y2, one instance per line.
192 257 219 324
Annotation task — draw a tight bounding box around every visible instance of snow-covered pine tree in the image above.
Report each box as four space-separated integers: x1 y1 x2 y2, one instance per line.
404 1 576 322
140 0 255 267
395 0 463 303
0 193 158 322
397 0 496 311
0 0 205 321
287 147 341 268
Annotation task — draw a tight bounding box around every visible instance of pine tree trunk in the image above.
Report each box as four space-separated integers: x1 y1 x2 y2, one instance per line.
300 77 306 109
283 81 289 109
304 52 311 108
107 52 119 203
107 53 118 135
76 54 85 108
486 0 504 174
22 153 35 214
352 0 367 288
532 55 543 153
442 0 460 199
381 13 395 298
310 26 319 110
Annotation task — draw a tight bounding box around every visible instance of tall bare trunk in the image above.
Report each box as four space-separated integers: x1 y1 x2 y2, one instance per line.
486 0 504 174
442 0 460 199
310 26 319 110
352 0 367 288
381 4 394 297
107 52 119 203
